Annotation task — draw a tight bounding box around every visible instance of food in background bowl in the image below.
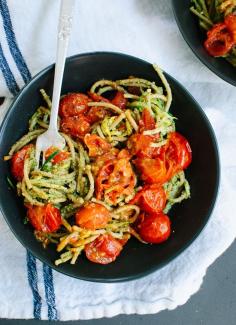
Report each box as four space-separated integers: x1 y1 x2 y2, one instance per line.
190 0 236 66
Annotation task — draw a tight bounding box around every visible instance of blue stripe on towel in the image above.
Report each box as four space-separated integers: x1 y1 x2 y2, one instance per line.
43 264 58 320
0 42 19 95
26 251 42 320
0 37 42 319
0 1 58 318
0 0 31 83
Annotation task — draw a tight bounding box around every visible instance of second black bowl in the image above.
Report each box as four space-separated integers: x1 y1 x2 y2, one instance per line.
0 52 220 282
172 0 236 86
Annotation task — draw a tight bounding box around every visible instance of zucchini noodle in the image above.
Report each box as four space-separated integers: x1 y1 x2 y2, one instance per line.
5 64 191 266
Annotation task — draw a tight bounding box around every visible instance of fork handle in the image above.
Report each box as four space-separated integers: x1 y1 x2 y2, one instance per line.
49 0 75 131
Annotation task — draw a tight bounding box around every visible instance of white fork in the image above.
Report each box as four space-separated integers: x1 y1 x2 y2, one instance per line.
35 0 75 167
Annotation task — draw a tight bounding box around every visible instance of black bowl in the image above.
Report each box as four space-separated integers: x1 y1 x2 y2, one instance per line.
172 0 236 86
0 52 220 282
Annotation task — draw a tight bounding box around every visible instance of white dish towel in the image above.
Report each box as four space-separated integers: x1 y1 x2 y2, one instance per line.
0 0 236 321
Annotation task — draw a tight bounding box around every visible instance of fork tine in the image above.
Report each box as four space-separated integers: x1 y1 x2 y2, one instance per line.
35 146 41 169
42 150 46 165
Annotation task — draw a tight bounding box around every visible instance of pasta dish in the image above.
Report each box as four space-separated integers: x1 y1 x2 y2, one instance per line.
5 65 192 265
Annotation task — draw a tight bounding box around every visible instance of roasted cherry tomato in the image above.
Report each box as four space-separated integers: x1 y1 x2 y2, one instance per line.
127 109 159 158
130 184 166 213
11 144 33 181
92 148 119 176
118 233 130 246
86 105 108 124
138 212 171 244
139 108 156 132
26 204 62 232
134 132 191 184
166 132 192 171
45 146 70 164
75 202 110 230
85 234 123 264
96 153 135 204
204 22 234 56
96 161 114 198
134 157 168 184
84 134 111 157
86 92 111 123
117 148 131 159
111 91 127 110
127 134 161 158
225 14 236 42
59 93 90 118
60 115 90 138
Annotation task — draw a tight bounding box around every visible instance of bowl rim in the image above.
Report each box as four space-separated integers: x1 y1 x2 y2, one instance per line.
171 0 236 87
0 51 220 282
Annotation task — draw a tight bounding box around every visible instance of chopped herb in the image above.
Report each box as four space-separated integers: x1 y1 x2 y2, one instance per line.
7 177 15 189
41 150 59 171
42 162 52 172
23 216 29 224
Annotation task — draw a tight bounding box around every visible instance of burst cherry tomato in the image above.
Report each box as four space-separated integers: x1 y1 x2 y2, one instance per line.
96 153 135 204
127 109 159 158
26 204 62 233
111 91 127 109
118 234 130 246
75 202 110 230
225 14 236 43
134 157 168 184
138 212 171 244
60 115 90 138
166 132 192 171
96 161 114 198
130 184 166 213
84 134 111 157
204 22 234 56
139 108 156 132
85 234 123 264
45 146 70 164
86 92 110 123
127 134 161 158
117 148 131 159
86 105 108 123
11 144 33 181
134 132 191 184
92 148 119 176
59 93 91 118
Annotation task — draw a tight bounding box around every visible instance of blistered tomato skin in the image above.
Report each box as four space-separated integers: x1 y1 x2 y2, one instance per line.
11 144 33 181
167 132 192 171
59 93 91 118
75 203 110 230
26 204 62 233
60 115 91 138
85 234 123 264
138 212 171 244
111 91 127 110
84 134 112 157
204 20 235 57
130 184 166 214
